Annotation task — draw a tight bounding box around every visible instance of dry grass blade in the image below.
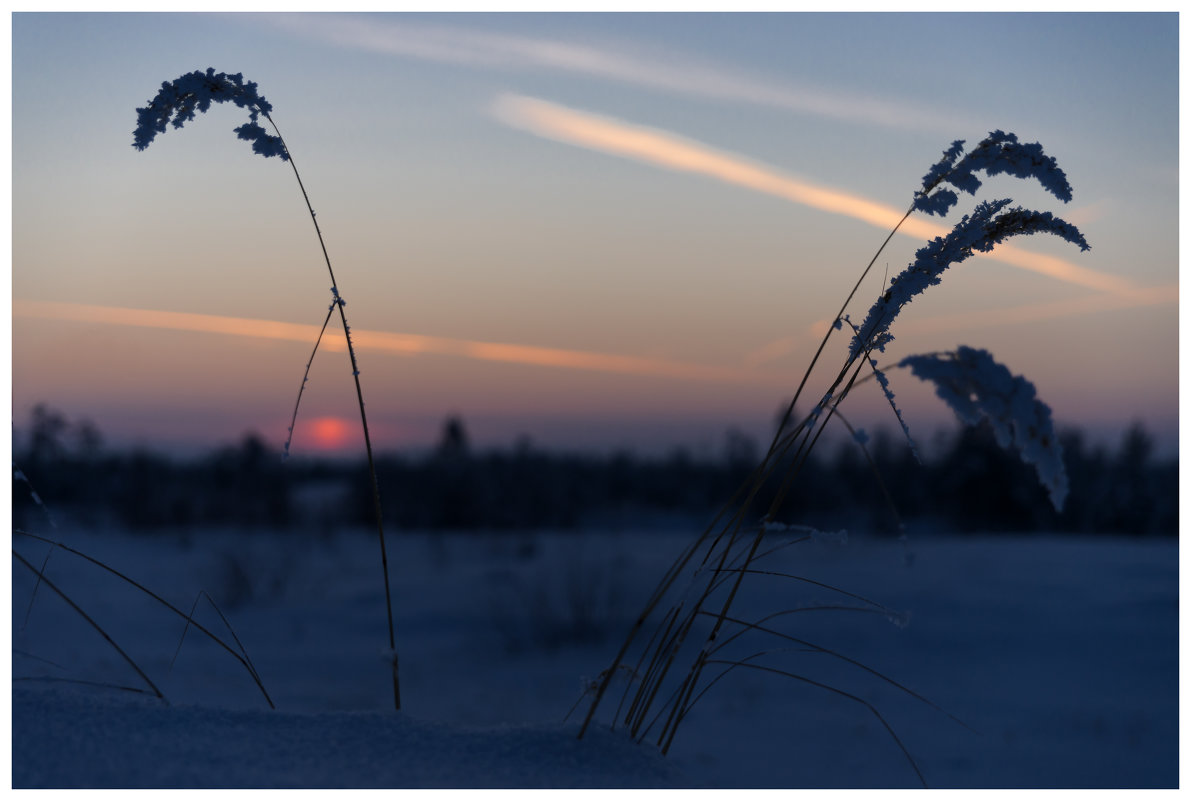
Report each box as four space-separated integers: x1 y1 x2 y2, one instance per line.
262 110 400 712
13 676 156 696
132 72 400 711
831 408 906 530
581 133 1090 777
709 567 894 613
699 611 973 731
14 530 273 708
170 590 267 698
12 548 166 703
702 657 926 787
13 648 67 671
282 304 335 461
19 544 55 633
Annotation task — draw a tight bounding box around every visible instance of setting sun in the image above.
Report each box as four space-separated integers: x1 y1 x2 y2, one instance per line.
306 416 353 451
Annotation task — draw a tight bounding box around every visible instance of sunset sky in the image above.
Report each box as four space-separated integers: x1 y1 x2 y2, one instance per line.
10 12 1179 459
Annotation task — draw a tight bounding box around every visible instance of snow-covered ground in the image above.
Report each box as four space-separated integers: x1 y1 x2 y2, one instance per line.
11 526 1178 788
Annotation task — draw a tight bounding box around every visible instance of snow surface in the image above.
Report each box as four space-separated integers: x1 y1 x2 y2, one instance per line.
11 527 1178 788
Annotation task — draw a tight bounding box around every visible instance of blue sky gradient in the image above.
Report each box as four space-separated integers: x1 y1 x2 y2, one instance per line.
11 12 1179 457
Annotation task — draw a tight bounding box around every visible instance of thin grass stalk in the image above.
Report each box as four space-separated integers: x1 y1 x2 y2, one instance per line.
620 602 683 729
12 549 165 702
585 207 917 742
662 449 838 742
766 205 915 457
703 657 927 787
626 591 705 736
637 666 706 742
283 303 335 460
622 437 814 739
640 512 763 743
658 530 767 752
708 567 892 612
635 249 903 750
655 463 808 647
170 590 266 698
630 605 704 739
704 604 902 654
13 648 67 671
654 525 766 746
15 530 273 708
20 545 56 632
578 487 764 737
583 403 823 737
832 409 905 531
760 354 872 527
13 676 155 696
626 421 858 745
262 111 400 711
659 355 873 753
577 538 705 737
747 532 815 567
658 345 892 749
698 611 970 729
582 400 822 737
696 405 821 572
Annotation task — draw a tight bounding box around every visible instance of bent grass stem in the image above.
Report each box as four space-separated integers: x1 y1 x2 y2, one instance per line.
12 548 166 703
263 111 400 711
15 530 273 708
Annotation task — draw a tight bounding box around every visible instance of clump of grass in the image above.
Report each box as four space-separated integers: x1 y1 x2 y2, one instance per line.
132 68 400 709
577 131 1088 784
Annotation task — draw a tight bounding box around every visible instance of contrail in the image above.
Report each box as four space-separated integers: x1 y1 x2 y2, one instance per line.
252 13 970 134
492 94 1135 295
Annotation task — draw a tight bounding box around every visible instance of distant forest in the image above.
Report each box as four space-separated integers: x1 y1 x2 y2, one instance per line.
12 404 1178 537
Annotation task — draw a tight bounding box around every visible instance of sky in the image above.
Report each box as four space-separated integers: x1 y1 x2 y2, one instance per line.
9 11 1180 459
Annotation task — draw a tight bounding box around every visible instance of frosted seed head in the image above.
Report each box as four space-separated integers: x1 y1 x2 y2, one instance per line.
133 69 288 160
902 347 1068 511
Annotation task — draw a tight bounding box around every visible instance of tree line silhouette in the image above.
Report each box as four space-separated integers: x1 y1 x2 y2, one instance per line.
12 404 1177 537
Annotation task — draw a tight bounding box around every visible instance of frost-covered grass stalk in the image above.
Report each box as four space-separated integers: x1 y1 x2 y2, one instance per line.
132 69 400 710
578 131 1089 784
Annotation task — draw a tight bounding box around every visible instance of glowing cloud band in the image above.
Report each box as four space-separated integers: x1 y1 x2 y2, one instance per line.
492 94 1135 296
13 300 783 388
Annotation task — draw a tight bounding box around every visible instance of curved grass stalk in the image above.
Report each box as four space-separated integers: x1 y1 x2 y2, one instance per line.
12 549 165 703
698 612 972 731
260 111 400 711
830 408 906 531
132 70 399 710
282 304 335 462
170 590 266 698
655 357 874 752
19 540 56 632
13 676 157 696
14 530 273 708
584 133 1088 774
702 656 927 787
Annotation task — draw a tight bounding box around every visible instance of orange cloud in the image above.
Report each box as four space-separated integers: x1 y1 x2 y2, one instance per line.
492 94 1135 295
13 300 783 388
